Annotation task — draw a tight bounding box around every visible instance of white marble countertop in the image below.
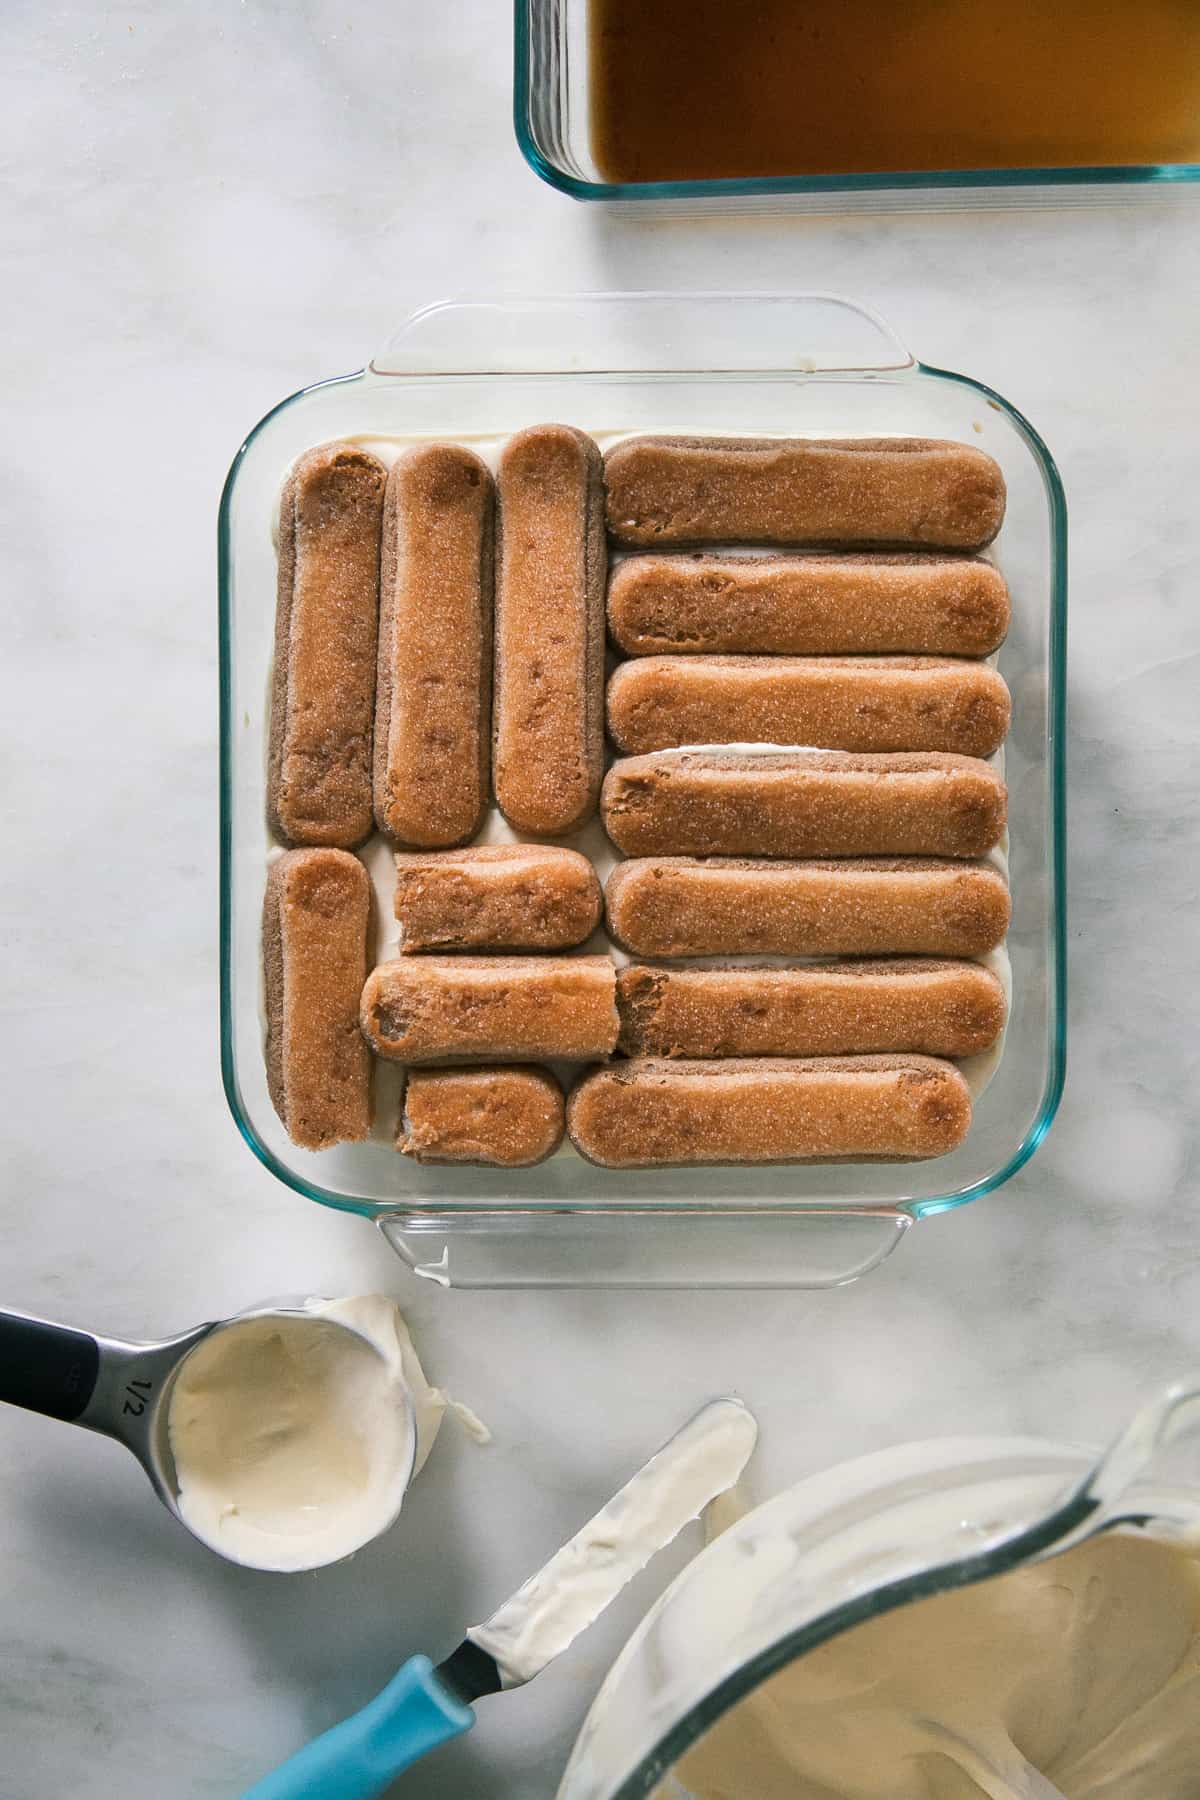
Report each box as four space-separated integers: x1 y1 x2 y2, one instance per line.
4 4 1200 1796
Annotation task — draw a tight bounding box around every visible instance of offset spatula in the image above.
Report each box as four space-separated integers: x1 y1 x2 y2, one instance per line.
239 1398 756 1800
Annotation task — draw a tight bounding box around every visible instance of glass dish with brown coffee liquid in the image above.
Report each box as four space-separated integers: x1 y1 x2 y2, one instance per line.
589 0 1200 183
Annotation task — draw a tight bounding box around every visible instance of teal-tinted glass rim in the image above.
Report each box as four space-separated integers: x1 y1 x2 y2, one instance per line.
512 3 1200 201
217 364 1066 1225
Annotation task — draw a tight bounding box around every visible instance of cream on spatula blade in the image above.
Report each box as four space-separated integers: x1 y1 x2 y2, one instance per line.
239 1398 757 1800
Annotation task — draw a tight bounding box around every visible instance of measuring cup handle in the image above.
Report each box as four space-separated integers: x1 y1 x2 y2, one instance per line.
0 1308 100 1422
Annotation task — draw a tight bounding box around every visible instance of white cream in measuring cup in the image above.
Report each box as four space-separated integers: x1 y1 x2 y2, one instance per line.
166 1295 440 1573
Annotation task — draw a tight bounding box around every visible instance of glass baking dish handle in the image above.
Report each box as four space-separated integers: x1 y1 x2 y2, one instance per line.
370 291 914 378
373 1208 911 1290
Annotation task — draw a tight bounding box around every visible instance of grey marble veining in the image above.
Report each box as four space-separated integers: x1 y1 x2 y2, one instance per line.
3 2 1200 1795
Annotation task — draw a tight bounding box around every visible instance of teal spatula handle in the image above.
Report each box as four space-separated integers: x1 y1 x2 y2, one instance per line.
239 1655 474 1800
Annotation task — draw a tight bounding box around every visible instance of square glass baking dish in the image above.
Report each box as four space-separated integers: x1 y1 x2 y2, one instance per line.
219 293 1066 1289
516 0 1200 207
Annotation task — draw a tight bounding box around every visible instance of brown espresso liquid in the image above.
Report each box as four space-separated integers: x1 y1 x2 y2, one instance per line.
589 0 1200 183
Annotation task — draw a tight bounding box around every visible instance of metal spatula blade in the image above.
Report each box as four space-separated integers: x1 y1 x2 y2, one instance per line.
458 1396 758 1693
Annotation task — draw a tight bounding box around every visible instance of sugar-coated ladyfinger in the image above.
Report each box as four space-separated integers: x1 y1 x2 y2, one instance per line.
604 436 1006 552
360 955 619 1064
397 1066 565 1167
606 655 1011 758
601 750 1007 859
374 444 494 846
607 553 1011 658
567 1055 972 1167
605 856 1011 959
393 845 602 952
263 849 372 1149
616 960 1006 1060
494 425 607 835
268 444 385 847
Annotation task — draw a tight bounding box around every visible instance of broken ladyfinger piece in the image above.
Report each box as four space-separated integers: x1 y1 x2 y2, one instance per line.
393 844 602 953
397 1065 565 1167
616 959 1006 1059
361 955 619 1064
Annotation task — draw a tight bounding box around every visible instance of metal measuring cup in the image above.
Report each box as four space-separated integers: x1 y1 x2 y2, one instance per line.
0 1297 417 1569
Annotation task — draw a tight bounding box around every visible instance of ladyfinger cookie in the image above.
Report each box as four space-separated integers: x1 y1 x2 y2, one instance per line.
494 425 607 835
606 656 1011 758
268 444 385 847
605 857 1011 959
393 845 602 953
605 436 1006 552
601 751 1007 860
360 955 619 1064
607 553 1011 658
374 444 493 847
616 960 1006 1060
397 1065 565 1167
567 1056 972 1167
263 849 372 1149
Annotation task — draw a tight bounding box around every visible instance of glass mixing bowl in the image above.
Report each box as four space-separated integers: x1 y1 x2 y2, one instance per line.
558 1380 1200 1798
